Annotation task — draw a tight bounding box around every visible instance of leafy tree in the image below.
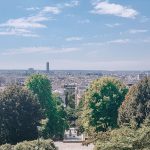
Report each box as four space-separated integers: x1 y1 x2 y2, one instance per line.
52 93 68 139
25 74 57 138
65 92 75 109
25 74 53 110
66 106 78 127
118 77 150 128
76 97 85 133
0 85 42 145
79 77 128 133
26 74 68 139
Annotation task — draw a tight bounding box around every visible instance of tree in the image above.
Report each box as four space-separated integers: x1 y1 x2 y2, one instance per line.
118 77 150 128
66 107 78 127
25 74 67 139
25 74 57 138
79 77 128 133
52 93 68 139
65 92 75 109
25 74 53 110
0 85 42 145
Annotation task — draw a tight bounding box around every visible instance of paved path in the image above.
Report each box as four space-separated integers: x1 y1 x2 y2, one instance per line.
54 142 94 150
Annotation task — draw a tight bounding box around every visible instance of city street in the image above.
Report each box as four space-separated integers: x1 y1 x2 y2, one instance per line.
54 142 94 150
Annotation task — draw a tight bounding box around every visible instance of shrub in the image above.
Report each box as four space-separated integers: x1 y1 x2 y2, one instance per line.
0 144 13 150
0 139 56 150
94 125 150 150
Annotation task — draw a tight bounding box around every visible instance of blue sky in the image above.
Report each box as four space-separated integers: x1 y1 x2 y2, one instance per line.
0 0 150 70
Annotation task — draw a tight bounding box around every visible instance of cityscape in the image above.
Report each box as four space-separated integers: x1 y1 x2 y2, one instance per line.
0 62 149 108
0 0 150 150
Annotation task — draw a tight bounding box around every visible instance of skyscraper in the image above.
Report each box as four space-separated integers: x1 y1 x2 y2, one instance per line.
46 62 49 73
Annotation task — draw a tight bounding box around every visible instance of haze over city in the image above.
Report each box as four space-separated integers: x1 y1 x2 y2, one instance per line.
0 0 150 70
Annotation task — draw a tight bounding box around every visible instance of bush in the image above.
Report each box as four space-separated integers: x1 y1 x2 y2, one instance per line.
94 125 150 150
0 144 13 150
0 139 56 150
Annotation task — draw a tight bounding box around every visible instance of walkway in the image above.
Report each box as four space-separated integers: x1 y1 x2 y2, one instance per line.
54 142 94 150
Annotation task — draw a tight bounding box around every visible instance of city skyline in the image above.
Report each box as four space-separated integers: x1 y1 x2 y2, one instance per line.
0 0 150 70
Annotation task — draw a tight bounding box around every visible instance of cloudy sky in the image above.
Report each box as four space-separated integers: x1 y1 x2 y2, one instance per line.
0 0 150 70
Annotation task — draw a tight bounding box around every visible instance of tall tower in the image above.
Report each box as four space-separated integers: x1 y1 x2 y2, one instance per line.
46 62 50 73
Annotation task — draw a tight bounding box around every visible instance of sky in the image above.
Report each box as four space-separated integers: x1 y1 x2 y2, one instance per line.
0 0 150 70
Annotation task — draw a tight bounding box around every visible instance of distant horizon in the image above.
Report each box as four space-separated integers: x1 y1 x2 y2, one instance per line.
0 68 149 72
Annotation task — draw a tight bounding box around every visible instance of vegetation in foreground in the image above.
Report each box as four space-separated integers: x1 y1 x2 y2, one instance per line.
77 77 150 150
0 73 149 150
0 85 42 145
94 124 150 150
0 139 56 150
0 74 68 146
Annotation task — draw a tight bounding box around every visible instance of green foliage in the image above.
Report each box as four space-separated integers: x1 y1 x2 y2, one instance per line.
26 74 68 139
0 144 12 150
0 85 42 145
118 77 150 128
52 93 68 139
26 74 57 138
65 92 76 109
94 125 150 150
78 77 128 133
66 106 78 127
93 77 150 150
25 74 53 110
0 139 56 150
76 98 85 133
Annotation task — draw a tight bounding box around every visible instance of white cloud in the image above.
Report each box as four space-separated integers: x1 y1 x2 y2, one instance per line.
64 0 79 7
129 29 148 34
105 23 120 28
84 39 130 46
107 39 130 44
0 17 47 29
84 42 104 46
42 6 61 14
0 6 60 37
91 1 138 19
0 1 80 37
2 47 80 55
0 28 39 37
66 36 83 41
26 7 40 11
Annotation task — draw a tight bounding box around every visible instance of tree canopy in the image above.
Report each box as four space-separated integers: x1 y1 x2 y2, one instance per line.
118 77 150 128
0 85 42 145
78 77 128 133
26 74 67 139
